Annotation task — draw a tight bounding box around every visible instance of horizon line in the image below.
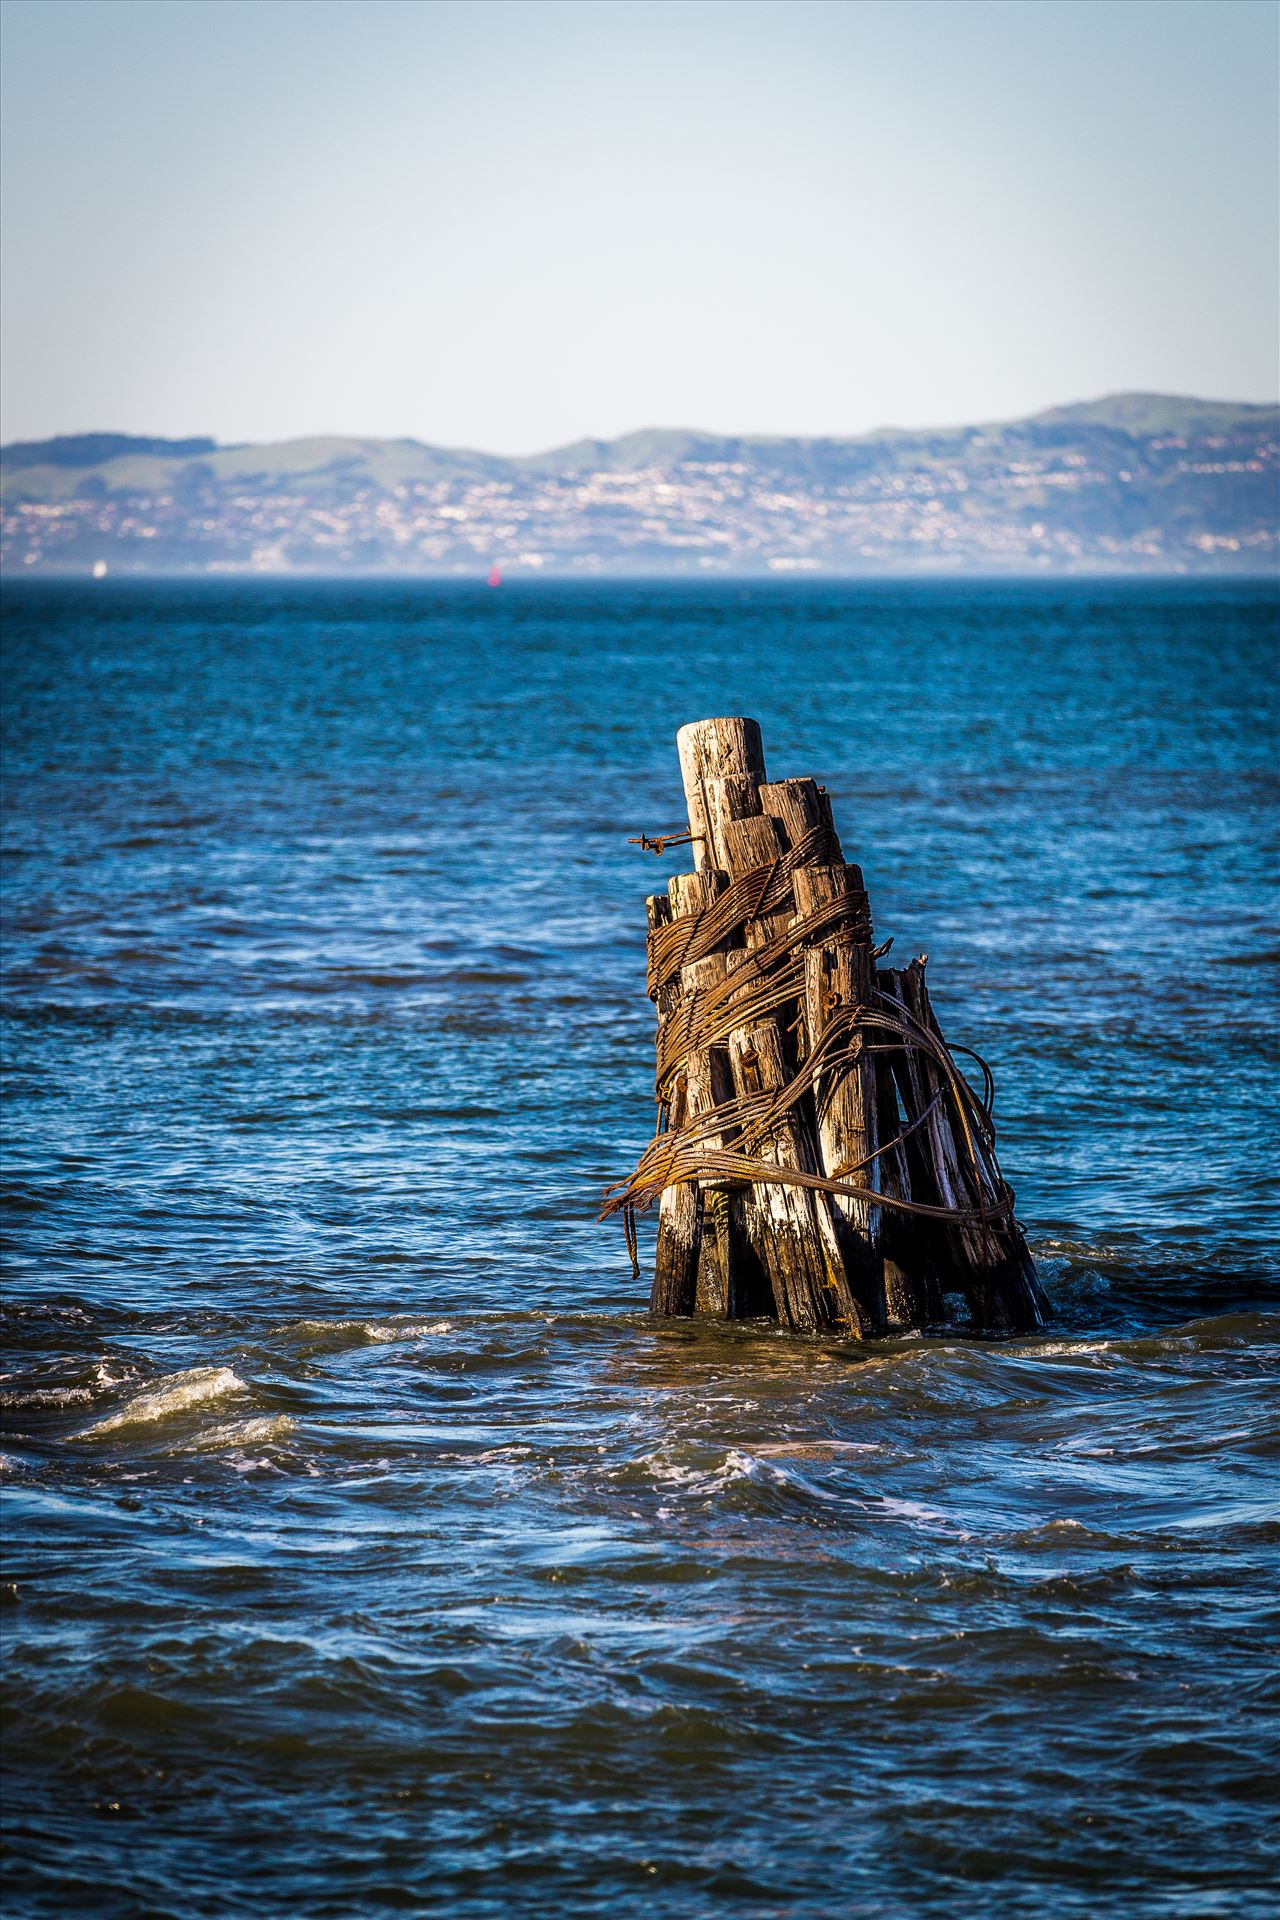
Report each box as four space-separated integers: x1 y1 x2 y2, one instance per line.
6 566 1277 586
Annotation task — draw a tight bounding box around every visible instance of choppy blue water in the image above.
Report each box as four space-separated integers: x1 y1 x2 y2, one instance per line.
2 578 1278 1919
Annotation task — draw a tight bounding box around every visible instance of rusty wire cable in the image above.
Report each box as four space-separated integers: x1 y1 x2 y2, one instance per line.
602 843 1017 1237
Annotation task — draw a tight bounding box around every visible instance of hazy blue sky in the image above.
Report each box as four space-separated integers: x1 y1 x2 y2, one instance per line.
2 0 1276 451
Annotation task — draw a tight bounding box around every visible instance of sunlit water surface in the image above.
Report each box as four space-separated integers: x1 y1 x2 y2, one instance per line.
3 580 1278 1918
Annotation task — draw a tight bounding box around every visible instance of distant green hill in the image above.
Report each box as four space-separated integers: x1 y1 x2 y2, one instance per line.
1025 393 1275 437
0 432 219 472
523 396 1277 475
3 394 1275 575
0 433 510 504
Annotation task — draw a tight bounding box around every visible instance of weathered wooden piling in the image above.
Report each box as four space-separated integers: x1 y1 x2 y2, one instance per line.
605 718 1049 1336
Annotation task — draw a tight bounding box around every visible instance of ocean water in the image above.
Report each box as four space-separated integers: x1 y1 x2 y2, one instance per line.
2 577 1277 1919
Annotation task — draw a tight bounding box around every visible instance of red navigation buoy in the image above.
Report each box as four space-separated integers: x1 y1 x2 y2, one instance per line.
487 564 502 587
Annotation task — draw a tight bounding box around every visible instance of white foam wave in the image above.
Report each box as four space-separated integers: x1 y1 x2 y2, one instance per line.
276 1317 453 1351
1035 1237 1121 1262
94 1360 136 1390
86 1366 244 1435
1015 1339 1107 1360
878 1495 972 1537
635 1446 840 1500
1 1385 95 1410
363 1320 453 1343
2 1357 142 1415
187 1415 295 1451
639 1447 760 1491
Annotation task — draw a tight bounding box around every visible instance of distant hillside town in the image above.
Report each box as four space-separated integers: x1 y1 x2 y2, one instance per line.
1 395 1275 576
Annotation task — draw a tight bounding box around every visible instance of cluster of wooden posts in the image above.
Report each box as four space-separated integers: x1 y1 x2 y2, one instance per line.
605 717 1049 1337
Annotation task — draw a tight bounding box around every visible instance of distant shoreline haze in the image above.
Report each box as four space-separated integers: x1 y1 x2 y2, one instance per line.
2 393 1276 577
